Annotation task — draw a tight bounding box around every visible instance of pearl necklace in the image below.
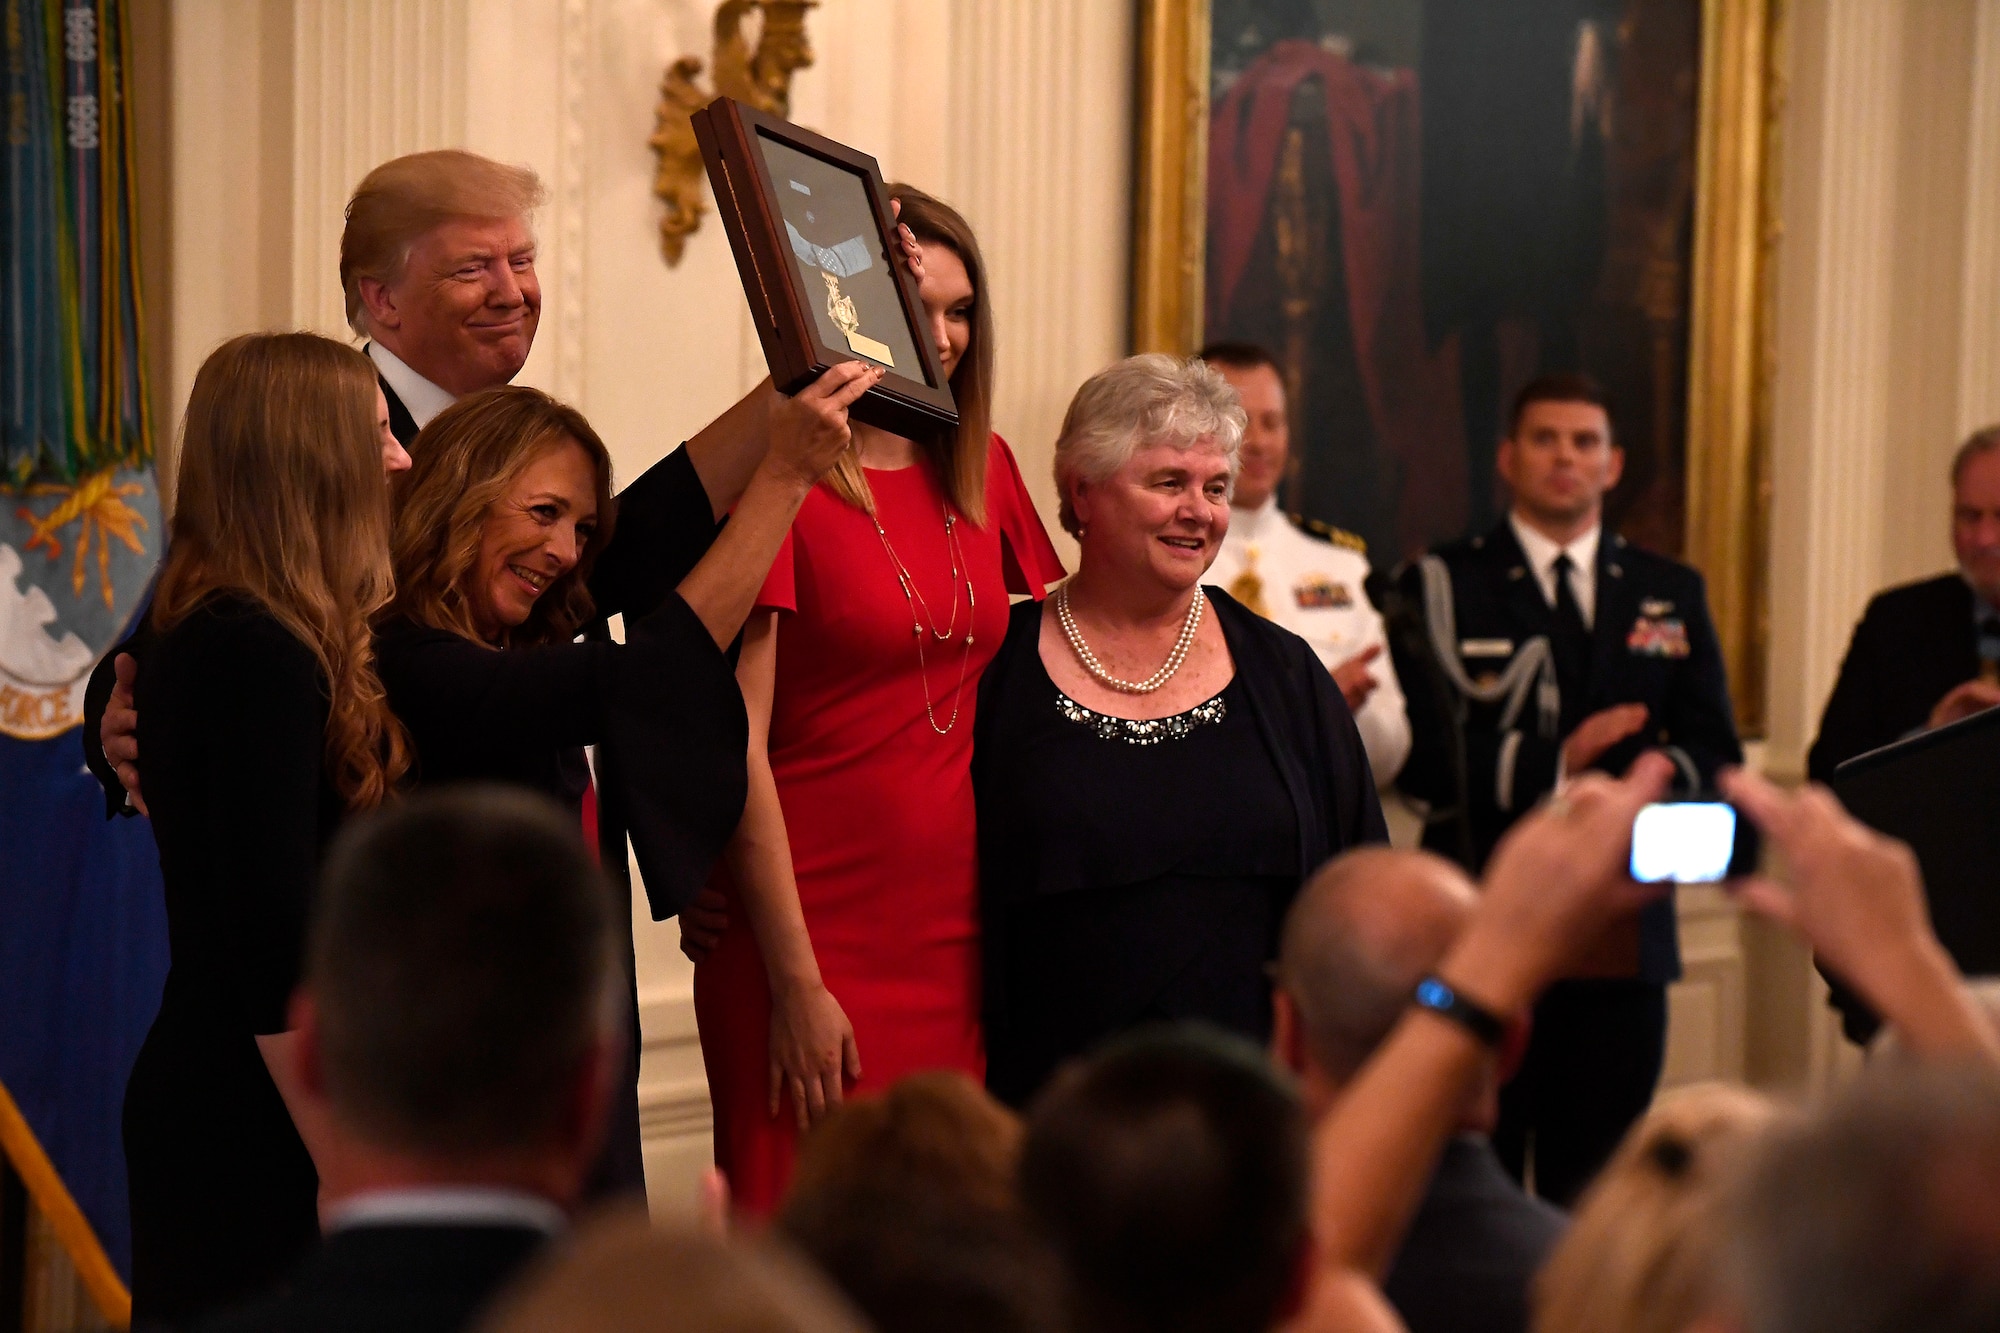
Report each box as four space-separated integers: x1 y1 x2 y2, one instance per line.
873 504 976 735
1055 582 1205 694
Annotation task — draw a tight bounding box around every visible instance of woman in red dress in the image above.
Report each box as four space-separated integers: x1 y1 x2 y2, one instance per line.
691 186 1064 1213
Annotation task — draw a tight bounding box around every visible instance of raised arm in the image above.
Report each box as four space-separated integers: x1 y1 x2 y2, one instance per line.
1304 754 1674 1302
680 379 780 522
676 363 880 647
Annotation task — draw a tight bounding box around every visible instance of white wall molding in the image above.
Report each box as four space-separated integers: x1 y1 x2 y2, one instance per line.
1959 0 2000 436
1663 888 1747 1088
1766 0 1905 770
943 0 1134 560
552 0 592 403
288 0 470 338
635 987 711 1215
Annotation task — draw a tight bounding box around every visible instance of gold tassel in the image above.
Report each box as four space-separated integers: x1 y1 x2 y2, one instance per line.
1229 564 1271 620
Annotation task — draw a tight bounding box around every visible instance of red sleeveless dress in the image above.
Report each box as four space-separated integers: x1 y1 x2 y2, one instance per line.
693 435 1064 1215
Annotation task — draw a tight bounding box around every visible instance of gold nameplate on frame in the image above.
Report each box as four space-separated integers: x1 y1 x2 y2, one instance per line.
819 269 895 366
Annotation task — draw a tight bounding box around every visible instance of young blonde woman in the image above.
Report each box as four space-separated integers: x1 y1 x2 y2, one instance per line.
684 186 1065 1215
125 333 410 1324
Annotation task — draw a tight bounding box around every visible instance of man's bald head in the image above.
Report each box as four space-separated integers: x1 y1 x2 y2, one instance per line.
1275 848 1478 1084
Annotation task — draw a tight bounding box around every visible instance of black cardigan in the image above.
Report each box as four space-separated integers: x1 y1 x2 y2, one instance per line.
972 587 1387 1020
375 446 746 920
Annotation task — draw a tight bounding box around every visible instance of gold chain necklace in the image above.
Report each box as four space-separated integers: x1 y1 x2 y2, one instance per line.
872 504 977 735
1055 582 1206 694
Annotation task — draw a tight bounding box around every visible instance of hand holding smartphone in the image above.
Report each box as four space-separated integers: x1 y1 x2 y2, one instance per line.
1629 799 1761 883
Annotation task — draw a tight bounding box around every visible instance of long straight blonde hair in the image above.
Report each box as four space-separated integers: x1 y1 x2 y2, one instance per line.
819 184 993 526
152 333 410 808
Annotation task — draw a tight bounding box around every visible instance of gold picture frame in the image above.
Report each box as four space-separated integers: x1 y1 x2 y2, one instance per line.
1133 0 1786 736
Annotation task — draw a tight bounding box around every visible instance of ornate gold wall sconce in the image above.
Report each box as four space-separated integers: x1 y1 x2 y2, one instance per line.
649 0 817 266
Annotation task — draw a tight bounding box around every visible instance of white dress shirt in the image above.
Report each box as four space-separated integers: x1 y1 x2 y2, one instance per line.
324 1185 565 1236
1509 513 1601 628
1208 497 1412 786
367 341 458 430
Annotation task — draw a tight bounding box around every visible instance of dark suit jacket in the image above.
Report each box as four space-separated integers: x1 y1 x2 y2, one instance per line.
1807 573 1980 784
1396 522 1742 981
1383 1135 1567 1333
201 1222 548 1333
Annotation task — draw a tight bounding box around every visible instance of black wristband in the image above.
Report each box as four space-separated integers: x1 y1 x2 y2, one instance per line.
1412 975 1507 1048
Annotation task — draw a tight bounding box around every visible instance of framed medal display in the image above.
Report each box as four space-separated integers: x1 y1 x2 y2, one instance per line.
692 97 959 439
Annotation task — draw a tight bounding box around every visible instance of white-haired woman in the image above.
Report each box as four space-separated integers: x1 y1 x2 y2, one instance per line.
973 354 1387 1106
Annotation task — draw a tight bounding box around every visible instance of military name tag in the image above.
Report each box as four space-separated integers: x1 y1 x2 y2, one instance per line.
1627 616 1690 658
1294 574 1352 609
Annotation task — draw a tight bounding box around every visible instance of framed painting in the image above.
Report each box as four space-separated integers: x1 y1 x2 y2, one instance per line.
1133 0 1784 734
694 97 960 440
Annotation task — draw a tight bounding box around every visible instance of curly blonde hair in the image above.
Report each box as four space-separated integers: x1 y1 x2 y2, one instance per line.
388 386 616 647
153 333 410 808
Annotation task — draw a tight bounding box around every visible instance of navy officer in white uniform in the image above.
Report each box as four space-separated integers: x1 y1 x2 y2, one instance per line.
1199 342 1411 788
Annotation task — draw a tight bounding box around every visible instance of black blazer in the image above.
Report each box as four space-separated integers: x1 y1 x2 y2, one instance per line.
974 589 1387 1026
975 587 1387 913
127 598 338 1323
1396 523 1742 981
201 1222 549 1333
1808 573 1981 784
1382 1135 1567 1333
81 369 423 814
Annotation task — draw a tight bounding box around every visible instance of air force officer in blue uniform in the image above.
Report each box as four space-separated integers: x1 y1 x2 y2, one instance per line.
1395 374 1740 1207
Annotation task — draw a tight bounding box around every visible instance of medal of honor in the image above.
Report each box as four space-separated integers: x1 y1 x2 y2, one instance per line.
787 220 896 366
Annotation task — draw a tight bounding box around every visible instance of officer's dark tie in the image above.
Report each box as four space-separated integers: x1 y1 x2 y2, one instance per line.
1550 552 1592 716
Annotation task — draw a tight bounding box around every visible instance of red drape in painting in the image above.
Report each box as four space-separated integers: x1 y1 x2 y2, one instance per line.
1208 40 1467 557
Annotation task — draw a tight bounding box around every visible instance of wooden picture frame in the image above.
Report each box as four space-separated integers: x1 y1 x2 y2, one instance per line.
694 96 959 439
1134 0 1786 736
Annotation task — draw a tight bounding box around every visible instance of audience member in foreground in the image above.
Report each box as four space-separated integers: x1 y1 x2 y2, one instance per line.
205 786 618 1332
1022 1025 1309 1333
1532 1083 1781 1333
1299 755 2000 1332
782 1070 1022 1217
778 1072 1065 1333
1271 847 1564 1333
479 1212 866 1333
1713 1064 2000 1333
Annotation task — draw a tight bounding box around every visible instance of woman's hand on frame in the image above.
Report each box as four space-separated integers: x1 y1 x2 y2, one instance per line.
889 198 926 283
766 978 862 1131
765 361 883 489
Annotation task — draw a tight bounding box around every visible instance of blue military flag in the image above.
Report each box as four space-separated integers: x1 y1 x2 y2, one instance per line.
1 1 167 1325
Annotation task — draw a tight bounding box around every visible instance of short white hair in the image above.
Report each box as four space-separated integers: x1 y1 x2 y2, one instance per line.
1052 353 1246 537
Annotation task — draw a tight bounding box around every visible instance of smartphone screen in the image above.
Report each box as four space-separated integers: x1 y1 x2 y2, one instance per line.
1629 802 1742 883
